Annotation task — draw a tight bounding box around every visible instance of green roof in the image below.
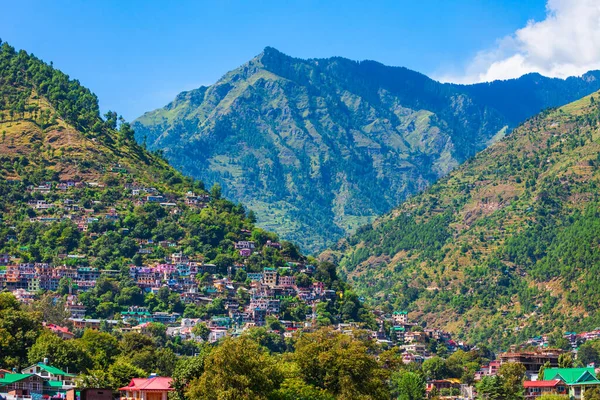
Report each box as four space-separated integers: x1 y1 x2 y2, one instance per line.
544 368 600 385
44 380 65 388
37 363 75 377
0 373 33 386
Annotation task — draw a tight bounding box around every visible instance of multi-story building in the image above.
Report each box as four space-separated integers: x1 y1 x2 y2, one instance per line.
262 268 278 287
392 311 409 325
278 275 295 287
499 349 563 377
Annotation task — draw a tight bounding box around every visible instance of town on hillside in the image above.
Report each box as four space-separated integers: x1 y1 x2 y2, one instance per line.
3 175 600 399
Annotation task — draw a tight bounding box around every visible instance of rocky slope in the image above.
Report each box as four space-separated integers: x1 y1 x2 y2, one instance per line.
325 91 600 346
133 47 600 252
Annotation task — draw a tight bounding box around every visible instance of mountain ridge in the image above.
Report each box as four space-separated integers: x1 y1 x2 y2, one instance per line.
133 47 600 252
325 90 600 346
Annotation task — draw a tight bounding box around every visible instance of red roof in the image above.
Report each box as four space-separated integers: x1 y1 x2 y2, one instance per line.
119 377 174 392
44 323 73 335
524 379 563 388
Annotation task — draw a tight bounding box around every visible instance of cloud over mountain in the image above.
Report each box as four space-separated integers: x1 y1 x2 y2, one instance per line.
442 0 600 83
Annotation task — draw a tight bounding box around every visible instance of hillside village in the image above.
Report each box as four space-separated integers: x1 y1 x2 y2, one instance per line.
4 8 600 397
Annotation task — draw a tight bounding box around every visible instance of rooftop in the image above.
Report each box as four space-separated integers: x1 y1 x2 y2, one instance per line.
524 379 563 388
119 377 174 392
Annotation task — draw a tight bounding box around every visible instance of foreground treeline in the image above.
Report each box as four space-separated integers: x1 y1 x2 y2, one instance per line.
7 291 600 399
0 292 485 400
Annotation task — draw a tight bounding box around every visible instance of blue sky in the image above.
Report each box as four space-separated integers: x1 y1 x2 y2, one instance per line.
2 1 550 120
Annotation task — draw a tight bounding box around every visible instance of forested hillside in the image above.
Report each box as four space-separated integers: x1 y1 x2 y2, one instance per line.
0 40 360 327
0 39 269 269
326 90 600 347
133 47 600 252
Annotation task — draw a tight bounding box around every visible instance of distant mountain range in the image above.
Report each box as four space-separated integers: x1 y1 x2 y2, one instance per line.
324 90 600 345
133 47 600 252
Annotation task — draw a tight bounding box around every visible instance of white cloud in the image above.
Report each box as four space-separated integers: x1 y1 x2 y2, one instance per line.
440 0 600 83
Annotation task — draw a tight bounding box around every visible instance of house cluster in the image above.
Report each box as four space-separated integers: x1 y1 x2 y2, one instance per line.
235 240 282 257
0 264 118 292
0 360 172 400
161 265 338 342
527 330 600 350
377 311 463 362
18 179 211 233
523 367 600 400
425 347 600 399
0 360 78 400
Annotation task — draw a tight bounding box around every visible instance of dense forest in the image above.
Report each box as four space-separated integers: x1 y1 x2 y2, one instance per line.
0 39 376 356
328 91 600 347
133 46 600 252
1 291 510 400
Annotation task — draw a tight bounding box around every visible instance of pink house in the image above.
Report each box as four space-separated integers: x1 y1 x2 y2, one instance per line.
279 276 295 287
239 248 252 257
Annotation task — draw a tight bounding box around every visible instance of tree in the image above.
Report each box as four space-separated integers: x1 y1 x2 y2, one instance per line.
583 387 600 400
391 371 425 400
476 376 506 399
558 353 573 368
108 359 147 390
26 294 70 325
0 296 43 368
274 378 335 400
154 348 177 376
28 331 93 373
0 292 20 311
293 328 389 399
119 332 154 355
79 329 120 369
498 362 526 400
538 362 550 381
422 356 449 380
192 323 210 342
244 327 287 353
578 340 600 366
549 333 572 351
146 322 168 347
186 336 283 399
314 262 337 287
77 369 112 389
266 316 285 333
210 183 222 200
171 347 211 400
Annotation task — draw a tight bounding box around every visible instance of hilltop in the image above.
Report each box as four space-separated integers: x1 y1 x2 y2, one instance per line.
326 90 600 346
0 40 380 375
0 39 309 291
133 47 600 252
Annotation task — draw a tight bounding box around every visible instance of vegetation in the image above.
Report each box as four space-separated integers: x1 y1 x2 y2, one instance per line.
133 47 600 252
1 288 493 400
330 90 600 346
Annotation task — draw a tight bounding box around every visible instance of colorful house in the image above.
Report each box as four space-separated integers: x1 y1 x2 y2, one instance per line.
21 362 77 393
523 379 567 399
0 372 45 398
426 378 461 393
119 376 174 400
543 367 600 399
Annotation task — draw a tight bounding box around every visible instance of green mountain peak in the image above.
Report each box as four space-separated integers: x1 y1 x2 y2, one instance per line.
328 89 600 346
133 50 600 253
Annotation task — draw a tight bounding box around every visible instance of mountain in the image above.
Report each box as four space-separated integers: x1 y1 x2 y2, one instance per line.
325 90 600 346
0 40 307 278
133 47 600 252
